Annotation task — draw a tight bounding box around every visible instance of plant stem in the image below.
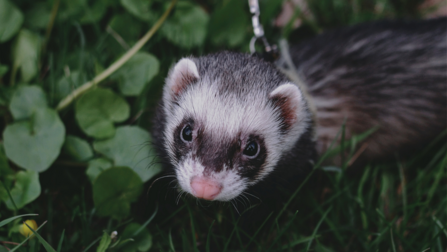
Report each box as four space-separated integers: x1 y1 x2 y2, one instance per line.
56 0 177 111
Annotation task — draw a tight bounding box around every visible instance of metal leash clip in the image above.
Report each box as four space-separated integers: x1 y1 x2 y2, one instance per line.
248 0 278 61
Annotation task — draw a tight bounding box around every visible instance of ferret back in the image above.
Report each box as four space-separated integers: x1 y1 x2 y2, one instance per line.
289 18 447 160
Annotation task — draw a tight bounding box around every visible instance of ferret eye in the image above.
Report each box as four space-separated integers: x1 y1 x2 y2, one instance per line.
181 125 193 142
243 141 259 158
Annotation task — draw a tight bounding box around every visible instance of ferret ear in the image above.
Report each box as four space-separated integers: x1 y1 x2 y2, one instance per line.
165 58 200 101
269 83 305 133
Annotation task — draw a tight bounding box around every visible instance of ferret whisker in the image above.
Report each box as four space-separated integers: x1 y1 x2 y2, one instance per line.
240 193 252 208
168 179 178 188
231 201 240 216
147 175 177 196
243 192 261 202
176 191 185 205
234 196 247 210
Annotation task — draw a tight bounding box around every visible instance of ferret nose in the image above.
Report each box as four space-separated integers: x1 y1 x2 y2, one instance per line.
190 177 222 200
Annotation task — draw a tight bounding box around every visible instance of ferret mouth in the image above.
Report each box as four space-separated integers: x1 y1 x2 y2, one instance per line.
176 159 248 201
190 176 223 200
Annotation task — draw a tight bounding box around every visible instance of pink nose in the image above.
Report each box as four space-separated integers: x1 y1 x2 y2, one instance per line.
190 177 222 200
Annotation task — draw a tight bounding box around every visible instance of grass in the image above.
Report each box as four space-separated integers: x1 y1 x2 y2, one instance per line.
142 129 446 252
1 132 446 251
0 0 446 251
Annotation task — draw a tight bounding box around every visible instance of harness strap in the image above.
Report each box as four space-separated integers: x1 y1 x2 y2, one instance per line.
275 39 317 130
247 0 316 132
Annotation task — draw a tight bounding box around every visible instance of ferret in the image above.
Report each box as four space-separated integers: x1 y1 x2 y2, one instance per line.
151 18 447 203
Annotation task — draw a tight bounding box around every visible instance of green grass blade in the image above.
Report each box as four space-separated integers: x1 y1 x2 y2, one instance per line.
245 211 274 248
24 221 57 252
186 202 198 252
108 238 121 249
409 129 447 162
432 215 447 238
369 210 397 249
0 180 18 212
358 166 371 229
9 222 47 252
160 205 186 225
113 238 134 248
398 162 407 224
206 220 215 252
313 204 344 245
390 228 397 252
273 169 315 227
280 235 320 250
422 151 446 213
307 206 332 251
0 214 38 228
96 232 111 252
133 204 158 236
169 229 176 252
223 219 241 252
57 229 65 252
82 236 102 252
267 210 300 251
229 209 244 248
180 229 189 252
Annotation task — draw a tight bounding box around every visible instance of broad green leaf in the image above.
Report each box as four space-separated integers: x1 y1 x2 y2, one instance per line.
0 64 9 78
0 214 38 228
57 0 109 23
119 223 152 252
0 0 24 42
86 158 113 183
108 14 142 42
208 0 249 47
93 167 143 219
3 108 65 172
107 13 142 53
24 3 51 29
315 242 336 252
62 135 93 162
9 85 47 120
0 144 13 177
12 29 41 82
259 0 284 25
0 145 14 202
75 88 130 139
120 0 155 22
4 170 41 210
0 86 13 107
111 52 159 96
56 71 87 100
80 1 107 24
93 126 161 182
96 232 112 252
161 1 209 48
56 0 83 23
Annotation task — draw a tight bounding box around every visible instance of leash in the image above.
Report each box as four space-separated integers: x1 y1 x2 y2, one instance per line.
248 0 279 62
248 0 317 130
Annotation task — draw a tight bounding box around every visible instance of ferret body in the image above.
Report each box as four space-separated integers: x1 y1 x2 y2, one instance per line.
286 18 447 161
152 18 447 202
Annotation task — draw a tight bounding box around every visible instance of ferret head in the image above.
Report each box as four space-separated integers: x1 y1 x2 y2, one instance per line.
161 52 310 201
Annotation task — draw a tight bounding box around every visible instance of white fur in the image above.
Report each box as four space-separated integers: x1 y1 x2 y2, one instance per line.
163 61 310 201
269 83 310 151
163 58 199 109
176 155 247 201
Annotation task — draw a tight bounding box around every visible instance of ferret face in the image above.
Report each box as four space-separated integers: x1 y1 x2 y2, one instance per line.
161 53 309 201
